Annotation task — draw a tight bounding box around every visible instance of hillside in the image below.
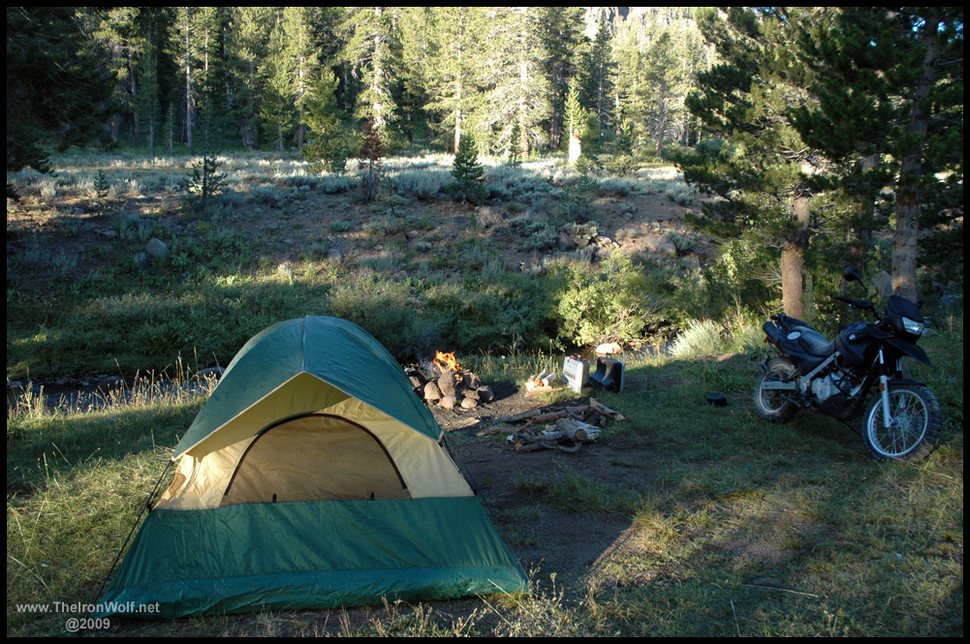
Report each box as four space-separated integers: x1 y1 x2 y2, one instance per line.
6 152 709 388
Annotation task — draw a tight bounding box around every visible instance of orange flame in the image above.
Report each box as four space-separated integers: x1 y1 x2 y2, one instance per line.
433 350 461 372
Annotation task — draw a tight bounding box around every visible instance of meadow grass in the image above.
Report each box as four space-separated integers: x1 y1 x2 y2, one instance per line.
6 322 962 637
6 150 962 636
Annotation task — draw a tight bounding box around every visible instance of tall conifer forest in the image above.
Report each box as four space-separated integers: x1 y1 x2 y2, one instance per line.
7 7 963 305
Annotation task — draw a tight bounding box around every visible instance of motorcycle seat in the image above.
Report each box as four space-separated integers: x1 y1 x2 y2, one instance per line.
791 326 833 356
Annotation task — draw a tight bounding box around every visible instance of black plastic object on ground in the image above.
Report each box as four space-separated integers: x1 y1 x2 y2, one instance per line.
706 393 727 407
589 357 624 392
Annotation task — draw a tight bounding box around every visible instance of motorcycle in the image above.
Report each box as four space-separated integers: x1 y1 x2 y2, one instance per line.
754 266 942 462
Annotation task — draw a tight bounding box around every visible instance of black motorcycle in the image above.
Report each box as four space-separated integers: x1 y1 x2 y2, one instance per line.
754 267 942 462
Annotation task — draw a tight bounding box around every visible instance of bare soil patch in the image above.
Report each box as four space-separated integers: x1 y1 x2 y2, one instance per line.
428 378 658 588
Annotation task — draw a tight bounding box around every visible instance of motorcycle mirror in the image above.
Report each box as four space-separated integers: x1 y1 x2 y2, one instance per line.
843 266 862 283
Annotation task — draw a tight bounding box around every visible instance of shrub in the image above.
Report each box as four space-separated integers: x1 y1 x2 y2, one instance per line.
550 251 665 347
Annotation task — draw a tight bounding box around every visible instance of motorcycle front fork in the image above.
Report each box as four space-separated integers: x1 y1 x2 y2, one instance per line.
877 348 893 429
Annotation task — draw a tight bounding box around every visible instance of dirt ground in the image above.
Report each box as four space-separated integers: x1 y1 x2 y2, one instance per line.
427 378 656 592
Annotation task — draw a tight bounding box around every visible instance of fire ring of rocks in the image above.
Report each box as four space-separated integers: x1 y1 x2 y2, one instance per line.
406 352 494 410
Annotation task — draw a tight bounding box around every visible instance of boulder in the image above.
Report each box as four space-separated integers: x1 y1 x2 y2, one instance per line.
146 237 169 260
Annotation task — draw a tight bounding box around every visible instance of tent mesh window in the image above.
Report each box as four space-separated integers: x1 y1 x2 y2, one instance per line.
222 413 409 505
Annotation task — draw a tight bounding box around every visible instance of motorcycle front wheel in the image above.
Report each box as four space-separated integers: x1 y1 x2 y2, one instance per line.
753 357 798 423
863 383 943 462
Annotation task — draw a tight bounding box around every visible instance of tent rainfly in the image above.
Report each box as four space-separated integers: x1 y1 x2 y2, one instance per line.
96 316 527 618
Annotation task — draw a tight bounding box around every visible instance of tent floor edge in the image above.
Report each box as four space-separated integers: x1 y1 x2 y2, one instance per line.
95 496 527 619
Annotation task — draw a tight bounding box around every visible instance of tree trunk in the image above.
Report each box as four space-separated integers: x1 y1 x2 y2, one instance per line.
780 241 805 319
518 58 530 158
892 8 939 303
781 195 812 319
130 49 140 148
184 21 193 151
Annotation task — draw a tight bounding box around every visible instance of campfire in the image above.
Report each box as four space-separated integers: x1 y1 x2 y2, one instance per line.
407 351 494 410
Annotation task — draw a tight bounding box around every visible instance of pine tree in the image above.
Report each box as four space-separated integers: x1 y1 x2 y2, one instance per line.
283 7 321 153
789 7 964 301
424 6 481 153
225 7 272 150
507 122 522 167
302 70 350 172
358 117 384 202
678 8 817 318
7 7 113 179
396 7 434 146
451 132 486 204
92 7 143 146
537 7 585 149
644 31 682 159
563 76 591 155
260 10 294 157
191 7 231 150
135 11 162 159
182 154 226 211
168 7 195 150
577 20 616 137
337 7 400 137
477 7 551 157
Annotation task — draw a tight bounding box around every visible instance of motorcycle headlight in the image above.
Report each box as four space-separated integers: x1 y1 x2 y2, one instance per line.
901 316 925 337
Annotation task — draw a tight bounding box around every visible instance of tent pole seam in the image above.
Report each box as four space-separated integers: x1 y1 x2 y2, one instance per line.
90 458 174 615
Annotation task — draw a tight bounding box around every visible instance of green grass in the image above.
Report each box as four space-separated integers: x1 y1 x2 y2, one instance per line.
6 150 963 636
6 327 962 636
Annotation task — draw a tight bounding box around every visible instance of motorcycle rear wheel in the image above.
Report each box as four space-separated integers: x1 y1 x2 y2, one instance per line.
754 357 798 423
863 383 942 462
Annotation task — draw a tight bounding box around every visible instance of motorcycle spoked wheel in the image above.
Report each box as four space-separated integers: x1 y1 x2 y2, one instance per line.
754 357 799 423
863 383 943 463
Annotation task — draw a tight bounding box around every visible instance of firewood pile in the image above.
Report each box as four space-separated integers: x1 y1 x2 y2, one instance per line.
407 351 494 410
477 397 625 453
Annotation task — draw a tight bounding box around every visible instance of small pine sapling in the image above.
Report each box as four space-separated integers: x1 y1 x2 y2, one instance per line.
358 118 385 202
182 154 226 212
93 169 110 215
451 133 487 204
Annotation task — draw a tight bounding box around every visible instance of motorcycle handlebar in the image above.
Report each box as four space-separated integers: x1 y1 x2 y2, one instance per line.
835 295 875 311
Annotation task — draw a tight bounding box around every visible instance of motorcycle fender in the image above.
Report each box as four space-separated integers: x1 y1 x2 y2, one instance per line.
884 338 932 367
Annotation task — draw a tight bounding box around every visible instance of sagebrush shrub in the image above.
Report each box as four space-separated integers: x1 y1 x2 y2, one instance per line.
551 251 664 347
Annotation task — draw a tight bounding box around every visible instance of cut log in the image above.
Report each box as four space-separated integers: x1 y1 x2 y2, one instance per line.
590 397 624 420
528 410 569 424
554 417 601 442
493 408 542 423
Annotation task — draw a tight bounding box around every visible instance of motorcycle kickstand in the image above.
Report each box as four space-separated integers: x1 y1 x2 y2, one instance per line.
838 418 862 437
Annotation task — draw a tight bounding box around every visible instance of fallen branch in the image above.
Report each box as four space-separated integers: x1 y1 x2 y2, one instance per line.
590 398 624 420
492 408 542 423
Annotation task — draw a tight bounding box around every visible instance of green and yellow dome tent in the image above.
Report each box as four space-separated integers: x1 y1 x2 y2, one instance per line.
95 316 526 619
